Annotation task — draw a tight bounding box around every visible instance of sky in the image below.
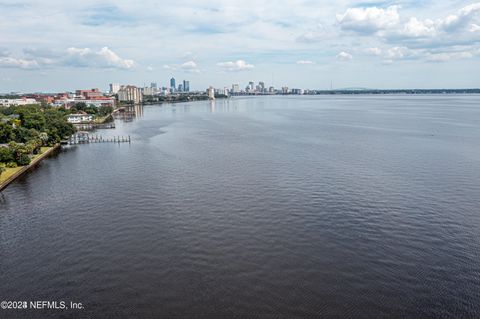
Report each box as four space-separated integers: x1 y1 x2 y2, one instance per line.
0 0 479 92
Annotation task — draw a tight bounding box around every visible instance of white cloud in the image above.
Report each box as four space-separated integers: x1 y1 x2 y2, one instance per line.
336 51 353 61
426 50 475 63
62 47 135 69
217 60 254 71
296 24 331 43
401 17 436 38
470 23 480 32
426 53 451 62
337 6 400 34
163 64 176 70
297 60 315 65
365 47 382 56
0 46 136 70
180 60 200 73
0 57 39 69
95 47 135 69
163 61 200 73
438 3 480 31
386 46 410 59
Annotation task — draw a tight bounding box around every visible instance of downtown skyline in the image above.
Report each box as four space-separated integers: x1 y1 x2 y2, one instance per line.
1 0 480 92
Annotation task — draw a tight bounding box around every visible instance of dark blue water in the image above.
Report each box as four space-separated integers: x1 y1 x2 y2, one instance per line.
1 95 480 318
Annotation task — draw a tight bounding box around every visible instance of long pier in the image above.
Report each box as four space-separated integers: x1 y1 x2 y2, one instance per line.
68 133 131 145
74 123 116 130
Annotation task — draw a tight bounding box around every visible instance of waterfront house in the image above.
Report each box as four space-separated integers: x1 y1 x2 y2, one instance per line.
67 113 94 124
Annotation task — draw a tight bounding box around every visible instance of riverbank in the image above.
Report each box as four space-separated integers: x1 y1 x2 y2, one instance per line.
94 113 113 124
0 145 60 191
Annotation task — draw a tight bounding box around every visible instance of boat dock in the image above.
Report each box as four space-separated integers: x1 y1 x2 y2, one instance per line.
68 132 131 145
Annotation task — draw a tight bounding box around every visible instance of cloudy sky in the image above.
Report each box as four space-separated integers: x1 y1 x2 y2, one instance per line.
0 0 479 92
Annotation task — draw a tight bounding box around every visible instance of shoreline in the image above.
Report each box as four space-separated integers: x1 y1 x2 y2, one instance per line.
0 144 60 192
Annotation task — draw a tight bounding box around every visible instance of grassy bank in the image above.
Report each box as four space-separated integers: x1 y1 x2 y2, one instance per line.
0 146 56 188
94 113 113 124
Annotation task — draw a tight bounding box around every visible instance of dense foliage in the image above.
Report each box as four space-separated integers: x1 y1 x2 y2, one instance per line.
70 103 113 117
0 104 75 167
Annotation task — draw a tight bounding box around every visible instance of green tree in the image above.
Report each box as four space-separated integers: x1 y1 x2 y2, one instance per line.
98 106 113 117
0 122 14 143
17 154 31 166
0 147 14 163
23 112 46 131
39 132 49 146
74 102 87 112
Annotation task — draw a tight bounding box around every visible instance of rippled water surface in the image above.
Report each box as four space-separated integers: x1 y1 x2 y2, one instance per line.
1 95 480 318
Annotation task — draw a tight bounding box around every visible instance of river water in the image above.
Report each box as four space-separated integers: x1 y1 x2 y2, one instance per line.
1 95 479 318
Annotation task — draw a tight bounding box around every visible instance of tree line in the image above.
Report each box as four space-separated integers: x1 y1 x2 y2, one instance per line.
0 104 75 169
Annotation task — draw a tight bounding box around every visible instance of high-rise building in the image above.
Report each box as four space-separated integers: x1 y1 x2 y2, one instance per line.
118 85 143 104
249 81 255 91
178 84 183 92
259 81 265 93
207 87 215 100
76 88 103 99
109 83 120 94
183 80 190 92
232 84 240 93
170 78 176 90
150 82 157 89
217 87 229 97
143 87 155 96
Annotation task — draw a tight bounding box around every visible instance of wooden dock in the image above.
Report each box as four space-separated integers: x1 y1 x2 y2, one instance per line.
68 132 131 145
74 123 116 130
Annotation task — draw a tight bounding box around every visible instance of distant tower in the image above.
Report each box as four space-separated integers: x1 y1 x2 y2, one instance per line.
109 83 120 94
208 87 215 100
183 80 190 92
232 84 240 93
170 77 176 90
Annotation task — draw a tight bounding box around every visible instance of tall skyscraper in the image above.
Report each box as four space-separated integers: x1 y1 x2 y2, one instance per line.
183 80 190 92
117 85 143 104
170 78 176 90
150 82 157 89
207 87 215 100
259 81 265 92
109 83 120 94
178 84 183 92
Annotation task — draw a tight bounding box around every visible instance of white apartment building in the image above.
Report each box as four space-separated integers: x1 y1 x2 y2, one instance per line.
142 87 156 96
207 87 215 100
109 83 121 94
0 98 39 107
117 85 143 104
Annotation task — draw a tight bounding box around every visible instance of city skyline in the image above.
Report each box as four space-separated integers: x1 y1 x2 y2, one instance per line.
1 1 480 92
